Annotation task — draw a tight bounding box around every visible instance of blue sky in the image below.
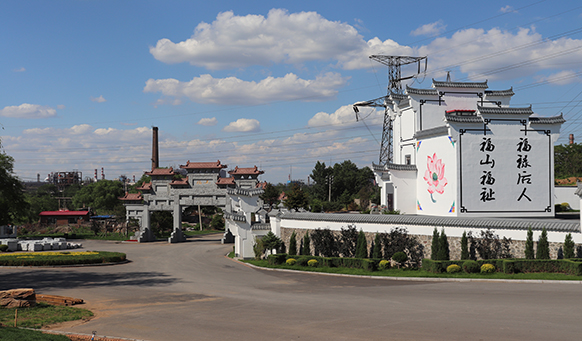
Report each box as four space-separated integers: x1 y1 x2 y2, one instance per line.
2 0 582 183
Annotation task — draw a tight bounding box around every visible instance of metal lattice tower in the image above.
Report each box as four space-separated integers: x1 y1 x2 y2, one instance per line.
354 55 427 165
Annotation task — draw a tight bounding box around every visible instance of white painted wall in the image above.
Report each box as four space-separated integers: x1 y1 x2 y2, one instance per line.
555 187 580 210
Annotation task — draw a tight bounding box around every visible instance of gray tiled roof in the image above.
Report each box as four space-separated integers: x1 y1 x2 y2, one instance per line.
529 114 565 125
386 163 417 171
224 212 246 222
251 223 271 230
445 114 483 123
432 80 489 89
478 106 533 115
390 93 409 100
227 187 264 197
485 88 514 96
406 86 438 96
414 125 449 139
280 212 580 232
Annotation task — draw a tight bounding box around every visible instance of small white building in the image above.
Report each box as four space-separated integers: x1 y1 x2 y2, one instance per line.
374 79 564 217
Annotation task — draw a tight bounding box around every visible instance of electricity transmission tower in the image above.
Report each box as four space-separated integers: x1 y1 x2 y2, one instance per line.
353 55 427 165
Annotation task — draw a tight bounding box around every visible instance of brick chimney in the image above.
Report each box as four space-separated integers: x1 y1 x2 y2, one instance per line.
152 126 159 170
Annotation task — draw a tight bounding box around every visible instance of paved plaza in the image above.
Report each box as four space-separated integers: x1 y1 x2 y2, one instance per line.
1 235 582 340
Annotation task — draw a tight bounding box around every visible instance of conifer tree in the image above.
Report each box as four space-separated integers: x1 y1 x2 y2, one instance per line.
536 227 550 259
437 229 450 260
431 228 440 260
564 233 575 259
288 232 297 256
460 231 469 260
301 233 311 256
372 233 382 259
524 227 535 259
355 230 368 258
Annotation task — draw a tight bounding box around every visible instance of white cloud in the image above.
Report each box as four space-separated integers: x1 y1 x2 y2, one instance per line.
0 103 57 119
411 20 447 37
57 104 66 110
308 105 383 128
500 5 515 13
536 70 580 86
13 67 26 72
197 117 217 126
144 72 346 105
149 8 365 70
223 118 260 132
90 95 107 103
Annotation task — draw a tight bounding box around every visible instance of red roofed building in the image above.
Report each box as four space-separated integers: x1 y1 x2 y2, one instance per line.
39 210 91 225
228 166 264 189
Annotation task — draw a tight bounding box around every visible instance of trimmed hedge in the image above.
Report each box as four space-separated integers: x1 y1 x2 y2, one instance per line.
423 258 582 276
267 254 380 271
0 251 126 266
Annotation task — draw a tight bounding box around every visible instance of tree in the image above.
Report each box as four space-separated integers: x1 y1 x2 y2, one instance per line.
355 230 367 258
284 183 309 211
372 233 382 259
210 214 224 230
262 231 282 253
564 233 575 259
525 227 535 259
260 183 280 207
379 227 424 267
288 232 297 256
311 228 338 257
554 143 582 178
437 229 450 260
72 180 124 212
339 225 358 257
460 231 469 260
536 227 550 259
431 228 440 260
310 161 332 201
0 147 28 225
476 228 505 260
301 233 311 256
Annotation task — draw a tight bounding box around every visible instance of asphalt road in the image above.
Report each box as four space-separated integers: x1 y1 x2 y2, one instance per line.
2 235 582 340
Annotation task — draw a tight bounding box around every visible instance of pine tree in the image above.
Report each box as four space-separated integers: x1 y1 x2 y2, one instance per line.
288 232 297 256
301 233 311 256
355 230 368 258
372 233 382 259
431 228 440 260
536 227 550 259
564 233 575 259
437 229 450 260
524 227 534 259
460 231 469 260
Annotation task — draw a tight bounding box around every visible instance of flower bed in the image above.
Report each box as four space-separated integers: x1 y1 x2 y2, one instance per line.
0 251 126 266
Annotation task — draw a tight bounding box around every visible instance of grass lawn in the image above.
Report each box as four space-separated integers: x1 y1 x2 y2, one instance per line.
244 259 582 281
0 303 93 329
0 327 70 341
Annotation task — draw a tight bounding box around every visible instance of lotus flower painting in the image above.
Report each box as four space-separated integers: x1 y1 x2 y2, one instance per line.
423 153 448 202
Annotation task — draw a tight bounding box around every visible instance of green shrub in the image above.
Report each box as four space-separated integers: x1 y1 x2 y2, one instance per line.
308 259 318 267
481 263 496 273
267 253 287 265
0 251 126 266
536 227 550 259
378 259 390 270
463 260 480 273
392 251 408 264
286 258 296 265
0 245 8 252
447 264 461 273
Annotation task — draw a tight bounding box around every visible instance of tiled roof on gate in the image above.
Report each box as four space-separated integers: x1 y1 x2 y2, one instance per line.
145 167 175 176
228 166 264 175
216 177 235 185
445 114 483 123
529 114 566 125
170 177 189 186
227 187 264 197
478 105 533 116
136 181 152 191
224 212 246 222
485 88 514 96
279 212 580 233
414 125 449 140
119 192 143 201
180 160 227 169
432 79 489 89
406 86 438 96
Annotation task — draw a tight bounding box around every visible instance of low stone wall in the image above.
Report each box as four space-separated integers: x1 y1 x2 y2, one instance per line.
281 227 570 260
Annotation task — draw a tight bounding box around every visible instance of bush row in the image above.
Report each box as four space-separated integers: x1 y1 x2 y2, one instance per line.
267 253 383 271
0 251 126 266
423 258 582 276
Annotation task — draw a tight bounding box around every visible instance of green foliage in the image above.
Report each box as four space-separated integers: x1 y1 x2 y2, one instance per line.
536 227 550 259
284 183 309 211
475 228 513 260
0 302 93 330
378 259 390 270
463 260 480 273
286 258 296 265
308 259 319 267
379 227 424 267
151 211 173 237
72 179 124 213
554 143 582 178
0 245 8 252
0 149 29 225
481 263 496 273
355 230 368 258
392 251 408 264
525 227 535 259
253 237 265 260
460 231 469 260
301 233 311 256
260 182 280 207
0 251 126 266
0 327 71 340
431 228 439 260
311 228 339 257
437 229 450 260
210 214 225 230
372 233 382 259
446 264 461 273
288 232 297 256
339 224 358 257
262 231 283 252
564 233 575 259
